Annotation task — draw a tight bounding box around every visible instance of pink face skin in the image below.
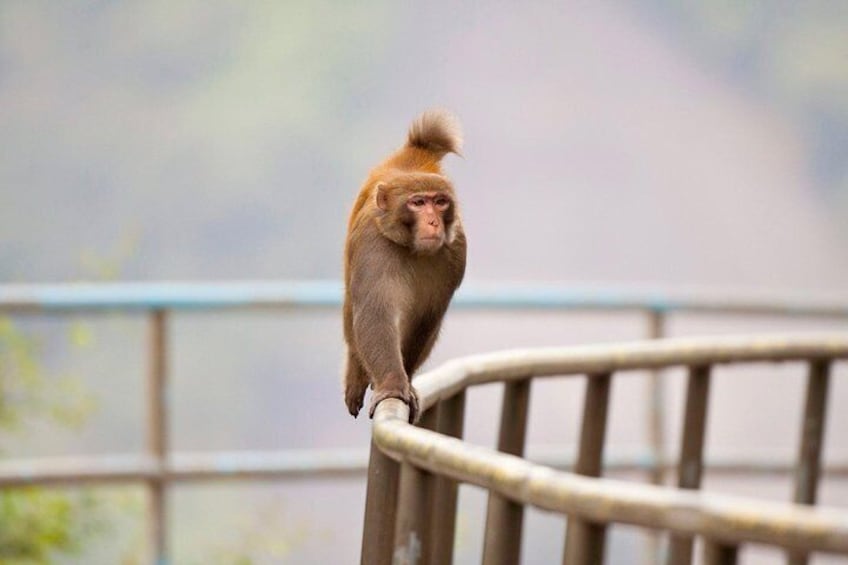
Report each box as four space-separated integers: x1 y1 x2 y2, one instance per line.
407 192 451 253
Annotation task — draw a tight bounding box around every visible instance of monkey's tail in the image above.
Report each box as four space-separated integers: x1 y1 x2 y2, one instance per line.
407 109 463 158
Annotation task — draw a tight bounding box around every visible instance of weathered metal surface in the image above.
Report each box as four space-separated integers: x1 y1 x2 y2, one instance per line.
3 450 847 488
645 310 666 565
393 408 439 565
788 359 832 565
373 336 848 556
394 462 433 565
147 310 168 565
794 360 831 505
373 406 848 554
482 380 531 565
563 521 607 565
361 405 406 565
563 373 612 564
413 334 848 412
646 310 666 487
531 449 848 477
2 281 847 316
667 364 712 565
703 540 739 565
428 392 466 565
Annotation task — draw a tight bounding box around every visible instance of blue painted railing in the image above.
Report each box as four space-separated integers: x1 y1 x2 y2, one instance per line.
1 281 847 315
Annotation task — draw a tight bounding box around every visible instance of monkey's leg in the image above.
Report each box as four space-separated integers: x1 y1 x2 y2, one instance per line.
402 314 444 376
343 350 369 418
352 305 419 423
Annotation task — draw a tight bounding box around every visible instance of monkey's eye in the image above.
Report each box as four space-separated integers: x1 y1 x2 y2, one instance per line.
409 197 426 208
434 196 450 208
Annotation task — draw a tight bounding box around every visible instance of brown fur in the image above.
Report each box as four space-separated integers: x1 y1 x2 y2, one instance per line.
343 110 466 422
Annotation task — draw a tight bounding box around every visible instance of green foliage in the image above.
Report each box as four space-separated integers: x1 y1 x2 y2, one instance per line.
0 318 96 434
0 489 105 565
0 318 105 562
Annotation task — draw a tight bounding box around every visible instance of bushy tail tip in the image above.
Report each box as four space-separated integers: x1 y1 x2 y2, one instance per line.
407 109 463 158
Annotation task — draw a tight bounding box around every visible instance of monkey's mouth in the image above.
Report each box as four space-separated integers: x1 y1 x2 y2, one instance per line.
416 236 444 253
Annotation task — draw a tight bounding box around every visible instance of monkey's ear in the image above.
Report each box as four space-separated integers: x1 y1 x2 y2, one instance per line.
375 182 390 211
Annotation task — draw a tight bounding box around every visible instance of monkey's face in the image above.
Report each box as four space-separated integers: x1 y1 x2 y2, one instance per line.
406 191 453 254
375 175 457 254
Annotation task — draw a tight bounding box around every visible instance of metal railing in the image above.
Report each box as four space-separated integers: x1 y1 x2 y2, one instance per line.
1 282 847 564
363 335 848 565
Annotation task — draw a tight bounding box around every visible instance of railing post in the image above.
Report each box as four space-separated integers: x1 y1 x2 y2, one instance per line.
787 359 831 565
393 409 439 565
563 372 612 565
361 438 402 565
645 310 665 565
146 310 168 565
482 379 532 565
428 391 466 565
646 309 666 485
703 540 739 565
666 364 712 565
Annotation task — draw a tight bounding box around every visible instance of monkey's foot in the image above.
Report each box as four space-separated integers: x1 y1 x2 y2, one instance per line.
344 381 369 418
369 384 419 424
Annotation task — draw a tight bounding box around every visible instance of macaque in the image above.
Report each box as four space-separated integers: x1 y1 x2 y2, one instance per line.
343 110 466 423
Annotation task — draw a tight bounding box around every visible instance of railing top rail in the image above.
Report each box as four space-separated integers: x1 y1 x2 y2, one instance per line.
371 335 848 554
413 333 848 412
372 398 848 554
1 281 847 315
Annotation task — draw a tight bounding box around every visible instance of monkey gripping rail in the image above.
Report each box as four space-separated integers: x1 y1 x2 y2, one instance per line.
362 333 848 565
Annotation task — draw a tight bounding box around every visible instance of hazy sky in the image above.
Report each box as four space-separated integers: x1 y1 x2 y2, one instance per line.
2 1 847 291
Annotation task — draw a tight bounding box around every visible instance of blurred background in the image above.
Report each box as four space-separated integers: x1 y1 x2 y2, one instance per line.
1 1 847 564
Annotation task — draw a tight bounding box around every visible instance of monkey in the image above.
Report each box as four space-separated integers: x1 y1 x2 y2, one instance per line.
343 110 466 423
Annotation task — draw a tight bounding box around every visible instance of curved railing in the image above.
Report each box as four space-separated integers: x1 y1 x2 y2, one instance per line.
2 282 847 564
362 334 848 565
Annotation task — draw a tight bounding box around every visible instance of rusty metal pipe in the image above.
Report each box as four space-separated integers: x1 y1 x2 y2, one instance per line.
787 359 832 565
482 379 532 565
703 540 739 565
361 412 406 565
667 364 712 565
428 392 466 565
564 373 612 565
146 310 168 565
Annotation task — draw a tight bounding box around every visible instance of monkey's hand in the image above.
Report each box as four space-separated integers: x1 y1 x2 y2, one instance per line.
369 373 419 424
345 385 367 418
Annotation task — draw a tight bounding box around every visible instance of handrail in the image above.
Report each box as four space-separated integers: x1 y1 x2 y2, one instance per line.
2 281 847 315
3 283 847 564
374 400 848 554
413 333 848 412
368 334 848 560
2 448 847 487
0 449 370 486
